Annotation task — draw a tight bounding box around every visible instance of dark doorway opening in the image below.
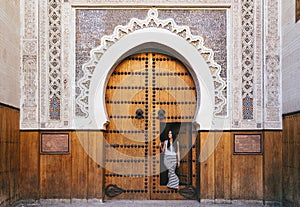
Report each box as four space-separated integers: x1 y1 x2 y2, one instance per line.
159 122 194 187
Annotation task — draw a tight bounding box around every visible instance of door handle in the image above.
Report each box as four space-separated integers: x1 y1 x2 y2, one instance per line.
158 109 166 119
135 109 144 119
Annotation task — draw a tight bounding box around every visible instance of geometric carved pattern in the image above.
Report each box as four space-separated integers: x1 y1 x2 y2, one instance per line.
21 0 39 129
264 0 281 126
48 0 62 120
39 0 49 127
241 0 254 119
22 55 38 125
20 0 282 130
84 0 228 3
77 8 226 118
61 2 72 127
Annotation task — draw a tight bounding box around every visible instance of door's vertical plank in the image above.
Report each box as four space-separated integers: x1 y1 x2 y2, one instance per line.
104 53 197 200
87 131 98 198
200 131 215 200
223 132 232 200
263 131 282 201
87 131 105 198
150 53 197 200
104 53 150 200
71 131 88 198
20 131 40 199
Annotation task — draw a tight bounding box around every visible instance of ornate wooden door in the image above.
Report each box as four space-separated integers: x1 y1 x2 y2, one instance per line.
104 53 198 200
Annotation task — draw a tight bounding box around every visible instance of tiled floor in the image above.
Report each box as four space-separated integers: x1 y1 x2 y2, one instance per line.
12 199 282 207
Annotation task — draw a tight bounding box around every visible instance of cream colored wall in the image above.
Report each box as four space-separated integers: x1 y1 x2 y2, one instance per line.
0 0 20 108
282 0 300 114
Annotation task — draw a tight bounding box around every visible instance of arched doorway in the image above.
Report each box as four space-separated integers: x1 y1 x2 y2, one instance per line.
104 53 199 200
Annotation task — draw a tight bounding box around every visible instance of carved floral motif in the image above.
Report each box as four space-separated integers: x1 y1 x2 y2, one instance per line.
20 0 282 129
76 8 226 118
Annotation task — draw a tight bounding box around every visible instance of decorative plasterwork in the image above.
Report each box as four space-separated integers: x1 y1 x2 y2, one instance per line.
253 0 263 128
61 2 73 128
239 0 264 127
48 0 62 120
231 0 243 128
73 0 232 4
241 0 254 120
39 0 48 127
232 0 265 129
264 0 281 128
76 8 226 120
20 0 282 130
39 0 72 128
20 0 39 129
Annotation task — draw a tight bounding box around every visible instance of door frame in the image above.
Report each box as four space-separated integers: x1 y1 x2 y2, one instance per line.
103 53 200 200
158 122 200 200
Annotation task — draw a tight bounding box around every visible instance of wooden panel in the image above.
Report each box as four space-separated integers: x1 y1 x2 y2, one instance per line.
295 119 300 207
0 106 20 206
40 140 72 198
263 131 282 201
283 113 300 207
20 131 40 199
295 141 300 207
282 117 291 203
231 155 263 199
199 131 276 201
199 131 232 200
151 53 197 200
71 131 89 198
104 53 198 200
87 131 104 198
198 129 286 202
200 132 215 199
214 132 231 199
231 132 263 200
105 53 150 200
20 130 105 200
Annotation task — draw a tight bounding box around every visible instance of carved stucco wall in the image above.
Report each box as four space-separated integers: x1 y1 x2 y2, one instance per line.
20 0 282 130
20 0 38 128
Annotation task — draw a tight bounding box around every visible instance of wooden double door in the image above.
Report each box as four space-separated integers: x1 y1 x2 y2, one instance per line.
104 53 199 200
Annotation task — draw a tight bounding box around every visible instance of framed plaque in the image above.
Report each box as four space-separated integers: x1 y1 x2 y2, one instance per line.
40 132 70 154
234 134 262 154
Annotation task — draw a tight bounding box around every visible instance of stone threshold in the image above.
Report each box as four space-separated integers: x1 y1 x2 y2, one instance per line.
10 199 282 207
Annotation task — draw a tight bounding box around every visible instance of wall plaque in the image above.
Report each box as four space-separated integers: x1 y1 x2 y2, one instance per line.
234 134 262 154
40 133 70 154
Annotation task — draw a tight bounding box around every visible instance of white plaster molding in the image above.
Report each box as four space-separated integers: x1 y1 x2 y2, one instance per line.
75 8 227 130
39 0 49 127
75 28 216 130
20 0 39 129
61 2 73 128
263 0 282 129
71 0 232 5
20 1 282 130
230 0 243 128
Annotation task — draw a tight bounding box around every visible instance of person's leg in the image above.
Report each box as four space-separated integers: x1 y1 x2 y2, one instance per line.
165 155 179 189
